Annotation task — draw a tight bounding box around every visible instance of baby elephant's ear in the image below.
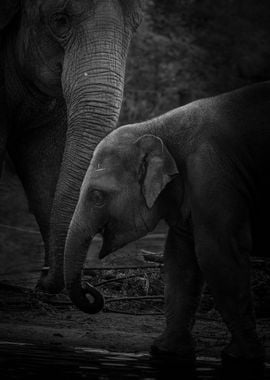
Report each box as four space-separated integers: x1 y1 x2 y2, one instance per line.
135 134 179 208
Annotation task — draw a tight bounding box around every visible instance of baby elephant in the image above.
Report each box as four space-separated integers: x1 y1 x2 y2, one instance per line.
64 81 270 364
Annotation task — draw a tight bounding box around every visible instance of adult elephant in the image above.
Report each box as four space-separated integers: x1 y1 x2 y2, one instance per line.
0 0 143 293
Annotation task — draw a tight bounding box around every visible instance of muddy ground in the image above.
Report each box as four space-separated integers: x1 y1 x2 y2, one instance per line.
1 167 270 363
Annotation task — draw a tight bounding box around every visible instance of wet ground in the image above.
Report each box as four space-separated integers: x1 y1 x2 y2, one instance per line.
1 340 269 380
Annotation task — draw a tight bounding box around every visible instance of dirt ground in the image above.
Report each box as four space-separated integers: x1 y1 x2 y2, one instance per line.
1 167 270 363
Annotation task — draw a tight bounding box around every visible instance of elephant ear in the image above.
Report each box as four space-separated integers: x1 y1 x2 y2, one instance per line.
135 134 179 209
0 0 20 30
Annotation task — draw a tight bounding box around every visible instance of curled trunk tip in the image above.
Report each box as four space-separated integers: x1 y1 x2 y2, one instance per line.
64 219 104 314
68 281 104 314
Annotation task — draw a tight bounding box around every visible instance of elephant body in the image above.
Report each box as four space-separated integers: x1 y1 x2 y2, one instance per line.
0 0 142 293
65 80 270 363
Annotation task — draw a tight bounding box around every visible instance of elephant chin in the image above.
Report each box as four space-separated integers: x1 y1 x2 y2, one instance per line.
98 231 140 259
99 240 114 259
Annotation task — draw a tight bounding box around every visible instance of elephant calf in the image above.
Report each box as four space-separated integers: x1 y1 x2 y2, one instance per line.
64 81 270 364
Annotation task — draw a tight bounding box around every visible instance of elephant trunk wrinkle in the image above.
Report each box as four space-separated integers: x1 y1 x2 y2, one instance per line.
65 79 124 109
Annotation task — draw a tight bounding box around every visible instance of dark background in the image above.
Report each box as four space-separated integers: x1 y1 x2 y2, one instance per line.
120 0 270 125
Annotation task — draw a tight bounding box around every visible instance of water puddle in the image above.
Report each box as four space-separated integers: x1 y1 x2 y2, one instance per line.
0 341 269 379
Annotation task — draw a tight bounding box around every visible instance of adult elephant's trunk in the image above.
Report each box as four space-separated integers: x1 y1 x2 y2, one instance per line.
41 3 131 293
64 202 104 313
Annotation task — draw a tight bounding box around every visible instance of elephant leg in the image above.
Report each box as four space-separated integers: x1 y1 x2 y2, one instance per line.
0 91 8 177
0 125 7 177
151 226 203 361
193 216 264 361
8 120 66 284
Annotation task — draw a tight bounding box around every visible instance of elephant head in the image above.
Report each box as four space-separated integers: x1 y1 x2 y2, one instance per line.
64 128 179 313
0 0 143 294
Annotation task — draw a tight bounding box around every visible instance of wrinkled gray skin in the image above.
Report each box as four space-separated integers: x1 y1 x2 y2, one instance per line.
0 0 142 298
65 81 270 361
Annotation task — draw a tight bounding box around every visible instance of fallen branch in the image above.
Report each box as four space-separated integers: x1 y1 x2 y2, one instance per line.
141 249 163 263
95 274 139 287
103 309 163 316
141 233 166 240
83 265 162 272
0 223 40 235
105 295 164 303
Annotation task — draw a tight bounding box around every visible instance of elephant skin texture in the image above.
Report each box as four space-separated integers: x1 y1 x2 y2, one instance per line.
0 0 143 299
65 80 270 363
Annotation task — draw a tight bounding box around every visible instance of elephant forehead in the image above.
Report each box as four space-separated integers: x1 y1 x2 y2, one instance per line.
89 174 121 191
93 163 131 180
93 147 138 169
87 167 136 193
88 159 135 188
91 164 121 176
91 155 123 171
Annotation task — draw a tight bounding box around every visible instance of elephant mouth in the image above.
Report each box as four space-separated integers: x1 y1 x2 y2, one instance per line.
98 227 130 259
98 228 141 260
98 227 116 259
99 241 113 259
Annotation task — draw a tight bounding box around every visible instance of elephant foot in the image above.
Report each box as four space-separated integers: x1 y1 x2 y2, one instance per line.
221 332 265 375
222 331 265 361
221 350 265 379
150 331 196 366
35 267 65 294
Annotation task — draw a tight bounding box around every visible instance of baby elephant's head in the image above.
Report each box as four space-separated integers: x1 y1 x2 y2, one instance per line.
64 127 178 314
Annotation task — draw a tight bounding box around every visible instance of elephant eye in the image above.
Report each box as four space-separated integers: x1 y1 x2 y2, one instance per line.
90 190 106 207
49 13 71 39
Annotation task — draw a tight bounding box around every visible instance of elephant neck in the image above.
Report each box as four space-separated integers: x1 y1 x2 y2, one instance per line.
160 174 190 231
136 103 202 172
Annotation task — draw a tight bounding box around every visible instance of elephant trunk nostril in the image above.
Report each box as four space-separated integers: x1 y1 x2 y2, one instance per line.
83 282 105 309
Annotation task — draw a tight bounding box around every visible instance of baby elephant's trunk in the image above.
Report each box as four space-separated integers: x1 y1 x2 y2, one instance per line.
64 206 104 313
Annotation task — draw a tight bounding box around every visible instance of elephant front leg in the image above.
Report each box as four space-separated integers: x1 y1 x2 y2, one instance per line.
0 125 7 176
151 227 203 362
0 90 8 177
194 220 264 362
9 117 66 292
